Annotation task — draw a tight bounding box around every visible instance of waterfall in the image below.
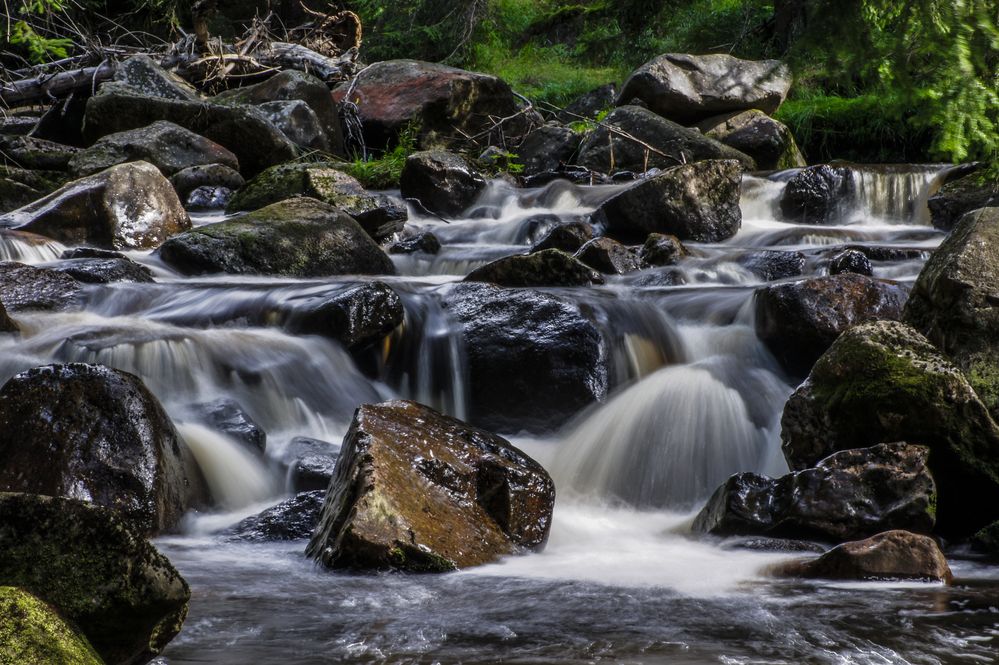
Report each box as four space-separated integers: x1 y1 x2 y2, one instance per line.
842 164 952 225
177 423 278 510
0 230 66 263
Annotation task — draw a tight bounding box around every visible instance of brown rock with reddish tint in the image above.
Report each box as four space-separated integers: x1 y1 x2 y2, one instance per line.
306 400 556 572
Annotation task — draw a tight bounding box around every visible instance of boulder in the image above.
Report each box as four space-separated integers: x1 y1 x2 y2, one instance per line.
737 249 805 281
639 233 687 267
282 436 340 494
0 134 79 171
530 221 594 254
972 521 999 557
306 400 555 571
0 166 66 213
0 493 190 664
0 302 15 332
575 237 643 274
281 281 404 349
770 530 952 583
112 54 199 101
517 125 583 175
256 100 330 151
754 273 908 376
0 587 103 665
465 249 604 287
157 197 395 277
576 106 755 174
49 257 155 284
227 162 406 241
400 150 487 217
388 230 442 254
697 109 805 170
0 262 82 312
191 398 266 455
214 70 345 156
170 163 245 202
558 83 617 122
904 207 999 417
779 165 853 224
69 121 239 177
693 443 936 542
618 53 792 123
224 490 325 542
927 173 999 231
829 248 873 276
1 161 190 250
442 283 608 433
780 320 999 535
0 363 200 534
186 186 232 211
331 59 533 151
594 160 743 242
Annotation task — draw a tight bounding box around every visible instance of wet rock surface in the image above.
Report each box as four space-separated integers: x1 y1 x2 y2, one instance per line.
400 150 488 217
281 281 404 349
575 237 643 274
0 262 82 311
698 109 805 170
927 173 999 231
306 400 555 571
170 164 245 202
191 398 266 455
465 249 604 287
531 221 595 254
639 233 688 267
225 491 325 542
517 125 583 175
780 165 853 224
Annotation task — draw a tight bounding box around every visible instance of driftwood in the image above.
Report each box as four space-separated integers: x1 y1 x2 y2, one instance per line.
1 62 117 108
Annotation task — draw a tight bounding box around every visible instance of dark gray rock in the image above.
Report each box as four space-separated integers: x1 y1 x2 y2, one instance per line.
256 100 330 151
698 109 805 170
639 233 688 267
170 163 245 201
282 436 340 495
192 398 266 454
49 257 154 284
465 249 604 287
224 490 325 541
0 134 79 171
829 249 873 276
558 83 616 122
281 281 404 349
780 165 853 224
530 221 594 254
737 249 805 281
400 151 487 217
517 125 583 175
388 230 441 254
0 167 67 213
575 237 642 274
928 173 999 231
0 262 82 312
186 185 232 211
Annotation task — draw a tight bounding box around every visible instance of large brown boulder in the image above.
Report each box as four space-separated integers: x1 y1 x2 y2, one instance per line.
618 53 792 124
1 161 191 250
0 363 200 534
0 493 190 664
306 400 555 572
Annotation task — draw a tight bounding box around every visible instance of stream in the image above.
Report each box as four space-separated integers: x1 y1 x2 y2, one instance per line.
2 164 997 664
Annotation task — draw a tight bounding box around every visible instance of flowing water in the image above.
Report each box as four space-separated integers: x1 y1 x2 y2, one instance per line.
2 164 997 664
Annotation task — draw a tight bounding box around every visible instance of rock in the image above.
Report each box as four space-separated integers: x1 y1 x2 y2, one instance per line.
754 273 908 376
780 320 999 536
829 249 873 276
575 237 643 274
0 262 82 312
282 437 339 494
306 400 556 571
904 207 999 417
770 530 952 583
0 166 66 213
400 150 487 217
387 230 441 254
191 398 265 454
594 159 743 242
32 93 88 147
281 281 404 349
693 443 936 542
618 53 792 123
697 109 805 170
639 233 687 267
0 586 103 665
69 120 239 177
224 490 325 542
530 221 594 254
972 521 999 557
0 363 200 534
517 125 583 175
780 165 853 224
721 537 826 553
737 249 805 281
256 100 330 151
214 70 345 156
169 163 245 202
0 493 190 664
227 162 406 241
0 134 79 171
465 249 604 287
928 173 999 231
558 83 617 122
157 197 395 277
331 59 532 151
113 54 199 100
49 257 155 284
442 283 607 433
185 186 232 211
577 106 755 174
522 165 610 187
60 247 123 259
2 161 191 250
0 114 39 135
0 302 15 333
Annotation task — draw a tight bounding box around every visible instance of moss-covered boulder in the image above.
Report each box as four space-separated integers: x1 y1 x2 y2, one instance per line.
0 493 190 665
780 320 999 536
399 150 487 217
306 400 555 572
0 134 79 171
904 207 999 417
972 520 999 557
0 587 104 665
157 197 395 277
1 162 190 250
465 249 604 287
227 162 406 240
593 159 743 242
697 109 806 171
0 363 202 534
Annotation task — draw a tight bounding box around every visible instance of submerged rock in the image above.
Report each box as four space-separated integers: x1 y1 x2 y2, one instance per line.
0 363 200 534
770 530 952 583
780 320 999 536
0 493 190 664
697 109 805 170
306 400 555 571
225 490 325 542
158 197 395 277
693 443 936 542
0 586 103 665
2 161 190 250
0 262 82 312
754 273 908 376
465 249 604 287
594 160 743 242
400 150 487 217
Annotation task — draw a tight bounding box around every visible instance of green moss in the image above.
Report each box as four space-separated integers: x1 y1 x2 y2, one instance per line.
0 587 104 665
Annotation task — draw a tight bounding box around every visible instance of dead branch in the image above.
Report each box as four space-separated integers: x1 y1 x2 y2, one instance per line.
1 61 116 108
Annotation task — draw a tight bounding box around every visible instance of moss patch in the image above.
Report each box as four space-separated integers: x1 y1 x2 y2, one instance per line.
0 587 104 665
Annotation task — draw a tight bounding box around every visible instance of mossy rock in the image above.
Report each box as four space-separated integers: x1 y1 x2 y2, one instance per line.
0 166 67 213
0 493 190 665
0 587 104 665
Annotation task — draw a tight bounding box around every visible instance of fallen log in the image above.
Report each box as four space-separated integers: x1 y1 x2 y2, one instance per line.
1 62 116 108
